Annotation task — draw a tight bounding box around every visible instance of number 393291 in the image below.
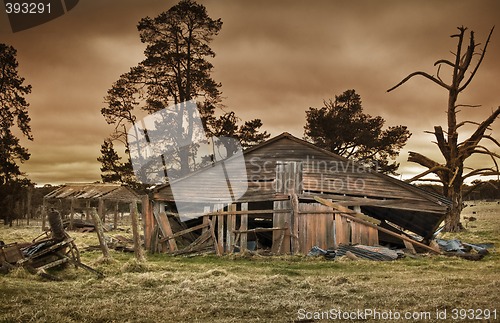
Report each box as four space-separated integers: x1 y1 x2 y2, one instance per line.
5 2 51 14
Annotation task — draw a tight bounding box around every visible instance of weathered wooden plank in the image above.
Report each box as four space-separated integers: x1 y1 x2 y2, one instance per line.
315 197 381 225
216 204 224 253
233 227 288 233
90 207 111 259
160 222 210 242
324 201 335 250
150 225 159 253
350 222 360 245
305 206 316 253
210 217 222 256
335 215 349 246
272 201 283 254
240 203 248 252
290 193 300 254
225 204 236 253
367 226 379 246
403 239 417 254
315 197 441 254
272 200 291 254
130 201 145 262
155 210 177 252
298 207 307 254
98 198 105 224
142 195 153 250
69 197 75 230
202 207 210 235
164 208 290 219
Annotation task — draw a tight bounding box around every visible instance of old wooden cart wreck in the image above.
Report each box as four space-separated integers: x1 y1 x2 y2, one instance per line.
143 133 449 255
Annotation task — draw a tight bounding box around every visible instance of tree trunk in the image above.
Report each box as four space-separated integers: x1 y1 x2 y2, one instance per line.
444 176 464 232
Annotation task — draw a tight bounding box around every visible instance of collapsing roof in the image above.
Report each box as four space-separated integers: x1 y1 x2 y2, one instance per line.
153 132 450 241
45 183 140 202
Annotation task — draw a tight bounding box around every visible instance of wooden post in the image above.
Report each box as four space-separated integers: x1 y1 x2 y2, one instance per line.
90 207 112 260
41 198 47 231
210 217 222 256
114 201 119 230
69 197 75 230
240 203 248 252
272 200 291 254
273 161 301 254
85 200 90 221
26 187 32 226
217 204 224 253
202 206 210 235
226 204 236 253
290 193 300 254
130 201 146 262
142 195 152 250
153 202 177 252
98 198 105 224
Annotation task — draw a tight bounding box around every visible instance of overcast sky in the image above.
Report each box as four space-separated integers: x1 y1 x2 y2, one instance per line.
1 0 499 185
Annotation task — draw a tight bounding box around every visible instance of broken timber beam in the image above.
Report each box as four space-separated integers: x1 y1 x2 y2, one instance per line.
314 197 441 254
315 197 381 225
90 207 112 259
159 222 211 242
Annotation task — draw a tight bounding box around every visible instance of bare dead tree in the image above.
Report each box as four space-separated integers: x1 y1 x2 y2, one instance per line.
388 26 500 232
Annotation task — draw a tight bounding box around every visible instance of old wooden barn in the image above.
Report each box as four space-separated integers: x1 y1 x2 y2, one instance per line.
144 133 449 255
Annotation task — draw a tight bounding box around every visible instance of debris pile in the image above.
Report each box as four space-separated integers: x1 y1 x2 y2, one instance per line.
0 209 103 280
308 245 403 261
307 238 494 262
435 238 493 261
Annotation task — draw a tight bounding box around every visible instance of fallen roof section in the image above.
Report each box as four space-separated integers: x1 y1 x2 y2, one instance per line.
44 183 141 202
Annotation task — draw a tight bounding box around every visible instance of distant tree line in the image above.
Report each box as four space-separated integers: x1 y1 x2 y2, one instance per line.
417 180 500 201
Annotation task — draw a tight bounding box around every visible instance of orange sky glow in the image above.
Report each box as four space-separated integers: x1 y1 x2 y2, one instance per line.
1 0 499 185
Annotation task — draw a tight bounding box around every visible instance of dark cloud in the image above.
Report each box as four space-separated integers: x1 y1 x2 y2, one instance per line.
1 0 498 184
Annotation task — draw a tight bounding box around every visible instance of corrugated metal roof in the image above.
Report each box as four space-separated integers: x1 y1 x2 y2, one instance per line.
44 183 140 201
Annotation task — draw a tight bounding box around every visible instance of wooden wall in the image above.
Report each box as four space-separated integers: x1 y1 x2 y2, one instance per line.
146 200 379 255
297 203 378 254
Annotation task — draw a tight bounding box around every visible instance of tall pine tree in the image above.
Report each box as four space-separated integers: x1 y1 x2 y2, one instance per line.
0 44 33 224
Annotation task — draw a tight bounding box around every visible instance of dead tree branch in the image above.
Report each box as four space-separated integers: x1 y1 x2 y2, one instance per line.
387 71 450 92
459 26 495 92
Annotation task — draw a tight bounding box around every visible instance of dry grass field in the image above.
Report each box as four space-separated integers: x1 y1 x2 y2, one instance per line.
1 201 499 322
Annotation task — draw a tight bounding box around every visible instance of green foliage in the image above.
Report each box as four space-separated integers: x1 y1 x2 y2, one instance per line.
304 89 411 174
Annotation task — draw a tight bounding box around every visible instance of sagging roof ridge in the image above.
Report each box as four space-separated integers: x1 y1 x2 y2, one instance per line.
153 132 451 207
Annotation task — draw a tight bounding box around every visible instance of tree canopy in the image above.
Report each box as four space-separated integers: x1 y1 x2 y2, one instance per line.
304 89 411 174
100 0 268 184
0 43 33 224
